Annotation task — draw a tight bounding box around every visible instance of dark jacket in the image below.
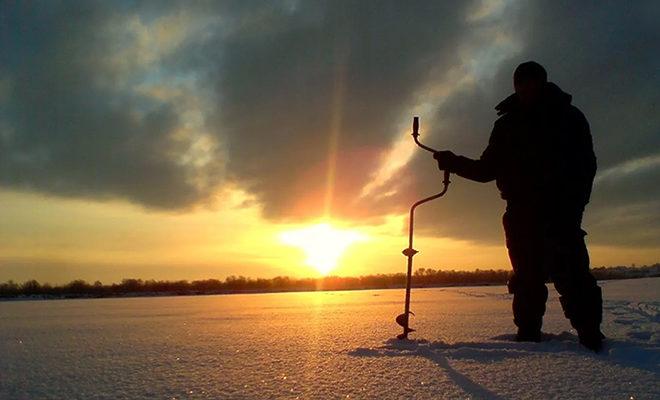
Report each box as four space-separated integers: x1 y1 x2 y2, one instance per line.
451 82 597 219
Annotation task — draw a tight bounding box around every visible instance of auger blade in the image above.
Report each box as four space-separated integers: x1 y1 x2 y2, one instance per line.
395 311 415 339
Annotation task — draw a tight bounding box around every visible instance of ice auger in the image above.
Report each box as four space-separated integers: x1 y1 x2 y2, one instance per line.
396 117 451 340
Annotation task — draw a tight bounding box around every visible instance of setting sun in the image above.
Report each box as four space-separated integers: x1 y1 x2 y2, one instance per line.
278 223 367 275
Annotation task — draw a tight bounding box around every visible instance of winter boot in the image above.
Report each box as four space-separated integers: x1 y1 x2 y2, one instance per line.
516 327 542 342
577 326 604 352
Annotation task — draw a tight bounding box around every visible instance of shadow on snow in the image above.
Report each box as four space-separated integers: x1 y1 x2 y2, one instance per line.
348 332 659 399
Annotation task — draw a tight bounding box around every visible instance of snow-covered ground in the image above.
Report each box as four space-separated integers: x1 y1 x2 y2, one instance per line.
0 278 658 399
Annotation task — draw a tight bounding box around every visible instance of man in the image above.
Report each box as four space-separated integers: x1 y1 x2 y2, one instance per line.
434 61 604 351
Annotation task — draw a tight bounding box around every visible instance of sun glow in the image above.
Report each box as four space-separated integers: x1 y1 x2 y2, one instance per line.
278 223 366 275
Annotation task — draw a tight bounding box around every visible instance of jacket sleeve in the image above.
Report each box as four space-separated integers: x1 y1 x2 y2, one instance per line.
450 122 501 183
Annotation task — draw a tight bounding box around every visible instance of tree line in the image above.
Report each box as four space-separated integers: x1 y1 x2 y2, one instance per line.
0 264 658 299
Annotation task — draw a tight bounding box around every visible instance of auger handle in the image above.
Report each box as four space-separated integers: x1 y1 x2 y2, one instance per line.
412 116 451 185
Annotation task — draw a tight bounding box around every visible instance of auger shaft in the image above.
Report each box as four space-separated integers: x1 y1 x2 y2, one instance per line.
396 117 451 340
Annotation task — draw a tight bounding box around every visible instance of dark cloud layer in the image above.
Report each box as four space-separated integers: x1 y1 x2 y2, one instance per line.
0 2 224 209
202 1 472 219
1 1 659 248
410 0 660 245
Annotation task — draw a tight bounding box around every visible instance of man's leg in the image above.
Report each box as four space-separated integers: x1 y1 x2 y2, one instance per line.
504 212 548 341
547 228 603 351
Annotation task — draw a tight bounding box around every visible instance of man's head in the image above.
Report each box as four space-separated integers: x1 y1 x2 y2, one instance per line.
513 61 547 106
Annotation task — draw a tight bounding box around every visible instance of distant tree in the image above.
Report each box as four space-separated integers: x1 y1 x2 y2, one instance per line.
21 280 41 295
66 279 91 294
119 279 143 292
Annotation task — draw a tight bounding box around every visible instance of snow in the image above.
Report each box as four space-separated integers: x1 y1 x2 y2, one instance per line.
0 278 658 399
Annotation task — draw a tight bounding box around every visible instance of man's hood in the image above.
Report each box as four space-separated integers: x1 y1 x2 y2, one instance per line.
495 82 573 116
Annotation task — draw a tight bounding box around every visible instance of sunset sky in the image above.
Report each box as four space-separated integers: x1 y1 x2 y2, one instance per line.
1 1 659 283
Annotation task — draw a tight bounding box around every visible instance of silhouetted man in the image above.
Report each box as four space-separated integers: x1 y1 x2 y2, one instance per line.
434 61 604 351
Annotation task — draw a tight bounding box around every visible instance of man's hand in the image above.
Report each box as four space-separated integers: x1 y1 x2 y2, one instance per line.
433 150 456 171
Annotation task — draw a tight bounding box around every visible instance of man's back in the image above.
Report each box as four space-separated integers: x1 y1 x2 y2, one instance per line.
489 82 597 217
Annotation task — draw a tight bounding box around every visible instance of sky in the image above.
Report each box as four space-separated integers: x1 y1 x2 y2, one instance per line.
1 0 659 283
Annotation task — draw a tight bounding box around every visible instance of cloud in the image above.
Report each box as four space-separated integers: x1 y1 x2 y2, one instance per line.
396 0 660 245
196 1 481 220
0 2 224 210
1 0 479 216
1 0 658 249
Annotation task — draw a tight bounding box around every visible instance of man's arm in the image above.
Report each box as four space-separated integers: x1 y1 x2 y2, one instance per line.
436 123 501 183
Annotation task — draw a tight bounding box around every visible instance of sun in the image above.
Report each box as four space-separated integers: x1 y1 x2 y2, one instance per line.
279 223 366 275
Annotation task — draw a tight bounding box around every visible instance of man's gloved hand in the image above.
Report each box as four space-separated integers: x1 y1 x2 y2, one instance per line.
433 150 456 171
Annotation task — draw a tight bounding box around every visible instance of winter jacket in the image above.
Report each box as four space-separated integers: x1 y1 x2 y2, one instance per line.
450 82 597 220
